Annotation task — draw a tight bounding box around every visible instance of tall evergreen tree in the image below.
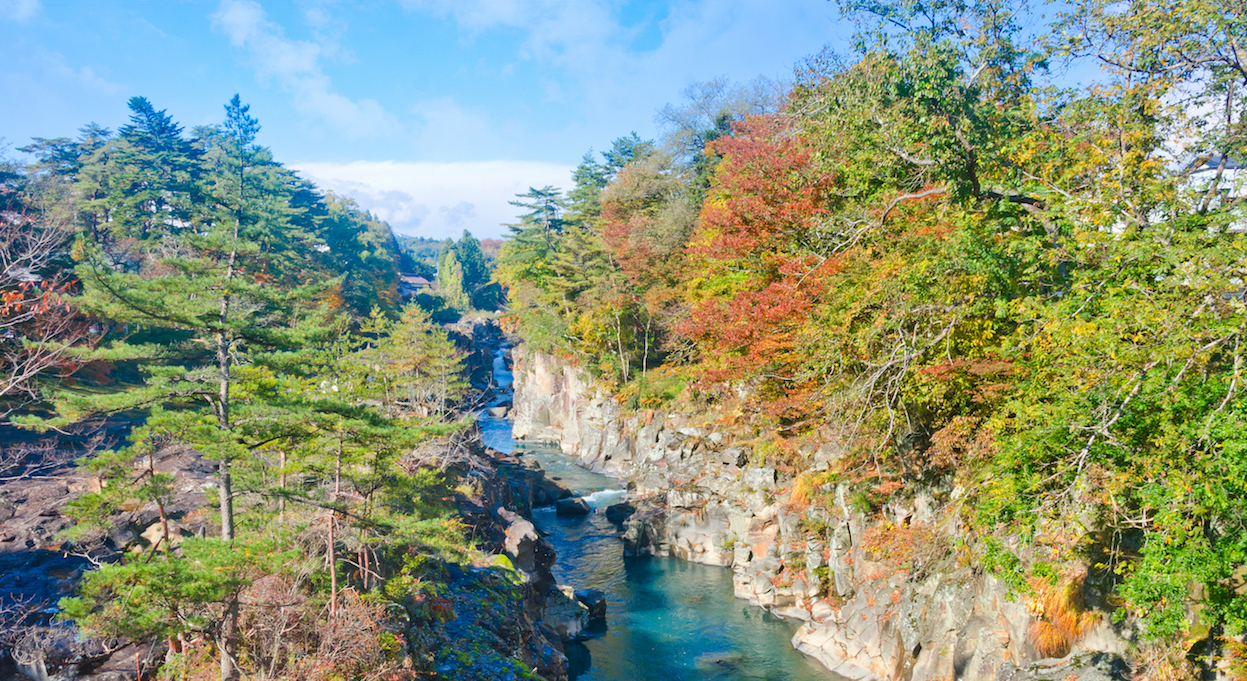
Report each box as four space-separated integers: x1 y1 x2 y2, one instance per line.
23 96 334 681
82 97 203 242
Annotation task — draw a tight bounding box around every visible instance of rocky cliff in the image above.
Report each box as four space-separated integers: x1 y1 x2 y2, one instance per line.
510 346 1132 681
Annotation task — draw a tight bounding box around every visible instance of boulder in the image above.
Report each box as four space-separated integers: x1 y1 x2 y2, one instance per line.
498 507 557 593
537 477 573 507
743 467 777 492
542 585 590 641
555 497 591 517
810 600 836 622
575 588 607 621
604 501 635 524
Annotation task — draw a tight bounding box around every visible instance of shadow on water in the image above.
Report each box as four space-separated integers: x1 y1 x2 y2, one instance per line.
480 342 838 680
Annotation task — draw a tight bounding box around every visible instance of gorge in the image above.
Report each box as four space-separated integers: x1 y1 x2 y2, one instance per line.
2 2 1245 678
502 345 1133 681
479 333 834 681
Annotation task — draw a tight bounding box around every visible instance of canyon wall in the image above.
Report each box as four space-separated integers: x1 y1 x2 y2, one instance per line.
509 346 1132 681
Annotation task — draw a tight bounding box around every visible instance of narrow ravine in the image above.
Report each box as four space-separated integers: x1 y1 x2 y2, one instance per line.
478 340 836 681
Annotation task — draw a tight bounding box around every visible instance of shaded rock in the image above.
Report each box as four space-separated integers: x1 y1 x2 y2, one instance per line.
543 585 590 641
535 477 573 507
622 506 669 557
574 588 607 621
498 507 557 594
603 501 635 524
555 497 591 517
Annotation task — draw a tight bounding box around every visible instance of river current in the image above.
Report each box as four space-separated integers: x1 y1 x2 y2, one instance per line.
478 344 836 681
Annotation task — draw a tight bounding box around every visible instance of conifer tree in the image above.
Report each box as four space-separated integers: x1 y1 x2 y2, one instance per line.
23 95 333 681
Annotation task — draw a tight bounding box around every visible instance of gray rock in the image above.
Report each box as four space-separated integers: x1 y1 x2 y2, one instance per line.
542 585 590 641
498 507 557 593
555 497 591 517
743 467 777 492
810 600 835 621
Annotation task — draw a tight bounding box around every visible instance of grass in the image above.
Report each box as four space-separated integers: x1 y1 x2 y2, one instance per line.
1026 571 1100 658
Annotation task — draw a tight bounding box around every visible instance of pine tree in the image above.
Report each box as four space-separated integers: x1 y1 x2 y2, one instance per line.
22 96 334 681
79 97 203 242
436 238 471 311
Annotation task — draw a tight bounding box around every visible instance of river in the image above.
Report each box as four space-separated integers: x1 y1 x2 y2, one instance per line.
478 342 837 681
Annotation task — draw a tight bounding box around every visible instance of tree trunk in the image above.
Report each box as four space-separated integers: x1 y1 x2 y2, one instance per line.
278 449 286 522
147 450 172 559
218 459 234 543
327 511 337 617
219 596 239 681
216 226 240 681
329 433 342 617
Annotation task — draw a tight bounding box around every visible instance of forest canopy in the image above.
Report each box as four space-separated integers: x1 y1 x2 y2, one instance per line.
494 0 1247 652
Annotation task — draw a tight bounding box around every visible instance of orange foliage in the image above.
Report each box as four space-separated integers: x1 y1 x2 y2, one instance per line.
859 522 938 571
1026 572 1099 658
676 118 842 415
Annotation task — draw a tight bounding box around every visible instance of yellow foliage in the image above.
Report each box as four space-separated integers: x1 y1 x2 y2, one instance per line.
789 470 838 508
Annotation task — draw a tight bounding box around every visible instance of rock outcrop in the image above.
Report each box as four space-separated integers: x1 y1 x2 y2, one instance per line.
510 346 1133 681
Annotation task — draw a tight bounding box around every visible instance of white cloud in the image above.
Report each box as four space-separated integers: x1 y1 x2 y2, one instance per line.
291 160 573 239
211 0 398 138
439 201 477 229
401 0 618 66
0 0 40 21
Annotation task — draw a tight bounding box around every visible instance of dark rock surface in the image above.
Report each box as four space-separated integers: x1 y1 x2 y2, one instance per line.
603 501 635 524
554 497 591 517
574 589 607 622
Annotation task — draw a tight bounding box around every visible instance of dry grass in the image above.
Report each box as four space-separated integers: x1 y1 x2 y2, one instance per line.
788 470 838 508
1129 638 1199 681
1026 571 1100 658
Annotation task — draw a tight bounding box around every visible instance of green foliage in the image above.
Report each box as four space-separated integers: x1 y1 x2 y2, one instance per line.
5 94 521 681
492 0 1247 646
437 230 501 311
357 303 467 416
60 537 296 641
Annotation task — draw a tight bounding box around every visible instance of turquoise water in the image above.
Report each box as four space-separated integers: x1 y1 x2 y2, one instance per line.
479 346 838 681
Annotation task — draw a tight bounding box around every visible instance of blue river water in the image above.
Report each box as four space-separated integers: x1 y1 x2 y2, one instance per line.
478 345 838 681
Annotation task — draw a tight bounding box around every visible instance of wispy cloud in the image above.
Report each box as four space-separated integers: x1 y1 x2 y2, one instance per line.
397 0 828 147
211 0 398 138
0 0 40 21
401 0 619 67
29 45 126 95
292 160 573 239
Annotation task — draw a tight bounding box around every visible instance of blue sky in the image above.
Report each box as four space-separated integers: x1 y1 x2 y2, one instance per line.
0 0 851 238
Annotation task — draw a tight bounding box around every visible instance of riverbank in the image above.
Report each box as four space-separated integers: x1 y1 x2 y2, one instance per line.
508 346 1135 681
477 327 841 680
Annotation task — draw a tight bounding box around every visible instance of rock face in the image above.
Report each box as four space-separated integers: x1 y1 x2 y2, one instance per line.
0 430 218 681
510 346 1133 681
542 585 590 640
499 507 558 595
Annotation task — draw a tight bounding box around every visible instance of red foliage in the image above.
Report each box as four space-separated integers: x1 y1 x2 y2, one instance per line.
676 116 840 390
694 115 836 259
